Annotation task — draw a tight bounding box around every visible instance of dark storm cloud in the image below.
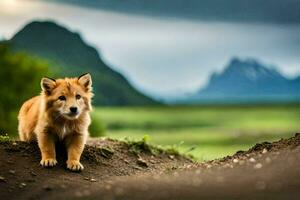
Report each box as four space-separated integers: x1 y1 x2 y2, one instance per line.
46 0 300 24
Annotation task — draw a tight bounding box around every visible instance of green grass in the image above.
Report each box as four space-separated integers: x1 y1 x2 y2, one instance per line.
91 105 300 161
0 134 10 142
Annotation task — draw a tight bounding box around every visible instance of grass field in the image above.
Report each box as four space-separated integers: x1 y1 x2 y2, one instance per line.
91 105 300 161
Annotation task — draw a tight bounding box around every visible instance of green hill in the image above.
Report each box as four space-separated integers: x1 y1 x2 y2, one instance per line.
8 21 158 106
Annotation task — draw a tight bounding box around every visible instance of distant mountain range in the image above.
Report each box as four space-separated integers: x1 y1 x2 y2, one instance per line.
3 21 299 105
5 21 158 106
177 58 300 104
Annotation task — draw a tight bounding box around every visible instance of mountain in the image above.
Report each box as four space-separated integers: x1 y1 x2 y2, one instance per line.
185 58 300 104
7 21 158 106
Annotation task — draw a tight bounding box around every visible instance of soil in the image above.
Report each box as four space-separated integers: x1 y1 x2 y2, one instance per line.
0 134 300 200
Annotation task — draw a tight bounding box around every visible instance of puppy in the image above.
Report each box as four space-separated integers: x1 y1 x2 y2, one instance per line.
18 73 93 171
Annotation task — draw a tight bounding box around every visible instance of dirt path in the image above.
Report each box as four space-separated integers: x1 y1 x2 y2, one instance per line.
0 134 299 200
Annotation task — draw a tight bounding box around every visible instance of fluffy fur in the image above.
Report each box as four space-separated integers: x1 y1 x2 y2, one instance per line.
18 73 93 171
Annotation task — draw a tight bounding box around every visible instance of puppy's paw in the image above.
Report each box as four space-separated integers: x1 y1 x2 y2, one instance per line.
40 158 57 167
66 160 84 171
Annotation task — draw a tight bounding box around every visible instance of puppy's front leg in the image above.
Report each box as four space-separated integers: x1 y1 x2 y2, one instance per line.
38 131 57 167
65 133 86 171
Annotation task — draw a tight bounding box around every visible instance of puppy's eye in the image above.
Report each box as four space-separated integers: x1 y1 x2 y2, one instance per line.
58 96 66 101
76 94 81 100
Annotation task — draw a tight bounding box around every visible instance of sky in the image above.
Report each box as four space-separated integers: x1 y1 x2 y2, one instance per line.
1 0 300 98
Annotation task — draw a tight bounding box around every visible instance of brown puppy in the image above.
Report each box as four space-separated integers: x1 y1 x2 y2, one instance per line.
18 73 93 171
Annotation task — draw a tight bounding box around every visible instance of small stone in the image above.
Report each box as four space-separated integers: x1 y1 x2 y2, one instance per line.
9 170 15 175
185 164 193 169
19 183 26 188
12 142 17 146
149 159 156 164
123 159 129 164
233 158 239 163
238 160 245 165
254 163 263 169
137 157 148 167
84 177 96 182
169 155 175 159
133 166 143 170
249 158 256 163
265 157 272 163
224 163 232 168
262 148 268 154
30 171 37 176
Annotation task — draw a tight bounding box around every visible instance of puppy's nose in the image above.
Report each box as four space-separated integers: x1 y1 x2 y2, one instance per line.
70 107 78 113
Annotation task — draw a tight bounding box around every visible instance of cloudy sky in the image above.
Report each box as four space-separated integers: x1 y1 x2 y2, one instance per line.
1 0 300 98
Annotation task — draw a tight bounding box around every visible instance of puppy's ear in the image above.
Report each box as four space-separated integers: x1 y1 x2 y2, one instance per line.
41 77 56 94
78 73 92 91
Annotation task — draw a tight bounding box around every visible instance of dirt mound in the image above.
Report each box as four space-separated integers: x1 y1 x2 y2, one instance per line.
0 134 299 200
0 138 191 200
203 133 300 168
237 132 300 154
87 134 300 200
